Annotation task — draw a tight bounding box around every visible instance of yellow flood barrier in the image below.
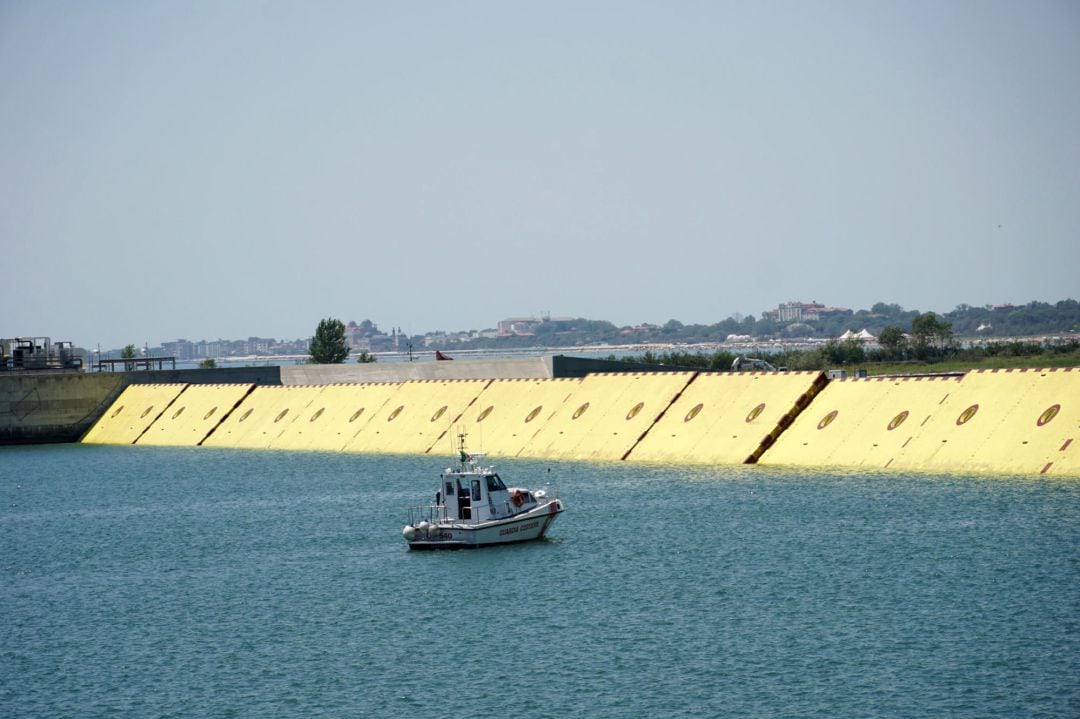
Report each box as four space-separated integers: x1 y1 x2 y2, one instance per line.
270 383 401 452
343 380 491 455
888 368 1079 475
201 386 318 449
82 384 187 445
455 378 583 458
253 386 331 451
136 384 254 446
627 371 826 464
518 373 697 461
760 376 961 469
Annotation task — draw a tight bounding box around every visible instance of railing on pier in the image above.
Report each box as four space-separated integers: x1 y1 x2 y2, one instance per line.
94 357 177 372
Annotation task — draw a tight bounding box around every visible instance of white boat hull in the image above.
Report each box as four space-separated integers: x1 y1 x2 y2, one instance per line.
407 499 564 550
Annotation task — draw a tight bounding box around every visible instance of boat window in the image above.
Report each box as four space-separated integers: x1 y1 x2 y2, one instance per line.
471 479 482 502
486 475 506 492
445 481 453 498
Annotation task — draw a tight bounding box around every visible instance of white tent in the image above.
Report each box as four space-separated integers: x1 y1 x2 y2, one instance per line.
838 329 876 341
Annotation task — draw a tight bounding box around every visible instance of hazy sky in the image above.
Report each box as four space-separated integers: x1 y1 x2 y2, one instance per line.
3 1 1078 349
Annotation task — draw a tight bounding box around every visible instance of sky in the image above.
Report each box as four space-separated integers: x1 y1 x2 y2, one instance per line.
2 1 1078 350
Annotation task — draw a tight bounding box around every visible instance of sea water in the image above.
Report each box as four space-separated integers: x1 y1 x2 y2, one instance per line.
2 444 1077 718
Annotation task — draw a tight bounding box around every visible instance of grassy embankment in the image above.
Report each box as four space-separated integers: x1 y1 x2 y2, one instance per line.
620 341 1080 376
860 351 1080 376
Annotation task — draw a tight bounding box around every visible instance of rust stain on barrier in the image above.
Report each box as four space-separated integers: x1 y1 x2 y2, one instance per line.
745 403 766 423
1036 404 1060 427
956 404 979 426
817 410 838 430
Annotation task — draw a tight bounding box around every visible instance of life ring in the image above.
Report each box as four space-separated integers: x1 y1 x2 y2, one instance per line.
511 490 524 508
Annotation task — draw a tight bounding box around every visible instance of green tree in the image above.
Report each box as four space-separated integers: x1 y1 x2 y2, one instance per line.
911 312 954 360
877 325 907 359
823 338 866 365
120 344 137 371
198 358 217 369
356 351 377 364
871 302 904 317
309 318 349 363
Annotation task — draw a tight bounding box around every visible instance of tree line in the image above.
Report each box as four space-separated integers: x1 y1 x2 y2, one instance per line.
616 312 1079 372
434 299 1079 351
304 301 1078 365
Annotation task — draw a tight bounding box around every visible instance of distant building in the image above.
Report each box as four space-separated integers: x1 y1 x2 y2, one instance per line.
498 317 541 336
764 301 851 324
195 340 223 358
161 339 195 360
497 316 575 336
346 319 398 351
621 323 659 335
246 337 272 354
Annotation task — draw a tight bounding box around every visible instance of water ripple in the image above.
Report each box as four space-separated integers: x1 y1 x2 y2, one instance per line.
1 446 1078 718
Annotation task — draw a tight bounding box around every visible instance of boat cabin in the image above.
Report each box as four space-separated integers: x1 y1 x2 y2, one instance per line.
438 465 538 523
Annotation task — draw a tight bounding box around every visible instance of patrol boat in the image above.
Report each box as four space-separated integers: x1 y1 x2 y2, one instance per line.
402 436 564 550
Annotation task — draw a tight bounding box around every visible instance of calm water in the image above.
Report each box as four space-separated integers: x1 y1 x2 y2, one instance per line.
2 445 1077 718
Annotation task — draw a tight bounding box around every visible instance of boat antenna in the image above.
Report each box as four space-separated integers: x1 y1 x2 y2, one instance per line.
457 426 468 463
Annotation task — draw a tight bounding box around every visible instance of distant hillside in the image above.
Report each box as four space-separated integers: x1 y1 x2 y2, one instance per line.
428 300 1079 350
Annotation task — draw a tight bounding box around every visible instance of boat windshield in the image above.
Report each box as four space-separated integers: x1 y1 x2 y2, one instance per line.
485 474 506 492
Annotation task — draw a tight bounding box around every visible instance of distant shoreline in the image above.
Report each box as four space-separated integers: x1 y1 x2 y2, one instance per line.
190 332 1077 369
